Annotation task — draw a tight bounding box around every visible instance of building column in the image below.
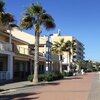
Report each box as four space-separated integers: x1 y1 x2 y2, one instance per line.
7 54 13 80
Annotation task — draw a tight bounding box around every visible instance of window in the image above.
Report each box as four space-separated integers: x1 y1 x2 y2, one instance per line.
0 62 3 71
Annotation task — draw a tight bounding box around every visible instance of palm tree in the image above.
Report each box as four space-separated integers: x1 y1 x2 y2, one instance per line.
0 0 5 12
52 38 70 73
0 0 15 31
0 0 16 46
20 3 55 84
64 41 72 71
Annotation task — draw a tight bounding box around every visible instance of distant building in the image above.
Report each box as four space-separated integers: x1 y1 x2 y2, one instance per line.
49 30 85 71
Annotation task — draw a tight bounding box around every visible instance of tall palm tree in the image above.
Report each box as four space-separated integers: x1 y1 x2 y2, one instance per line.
20 3 55 84
52 38 70 73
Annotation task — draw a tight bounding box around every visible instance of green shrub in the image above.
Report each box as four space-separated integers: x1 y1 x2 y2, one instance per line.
28 74 45 82
62 71 67 77
45 71 64 81
66 71 73 76
27 75 33 82
28 72 64 82
55 71 63 79
38 74 45 82
45 73 54 81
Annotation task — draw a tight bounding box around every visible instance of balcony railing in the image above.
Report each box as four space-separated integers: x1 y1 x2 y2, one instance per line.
18 47 29 55
14 45 29 55
51 54 59 61
0 42 12 52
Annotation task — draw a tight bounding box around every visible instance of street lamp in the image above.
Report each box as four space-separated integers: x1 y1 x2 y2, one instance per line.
47 34 53 72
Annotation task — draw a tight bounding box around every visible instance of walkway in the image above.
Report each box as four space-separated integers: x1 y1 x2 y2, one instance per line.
36 73 95 100
88 72 100 100
0 72 99 100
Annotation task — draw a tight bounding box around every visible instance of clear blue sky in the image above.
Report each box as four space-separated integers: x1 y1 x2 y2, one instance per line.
4 0 100 61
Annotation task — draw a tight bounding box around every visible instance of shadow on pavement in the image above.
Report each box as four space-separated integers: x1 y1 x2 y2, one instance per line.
0 92 40 100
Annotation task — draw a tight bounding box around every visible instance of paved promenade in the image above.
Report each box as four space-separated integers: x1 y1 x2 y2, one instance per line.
36 73 95 100
0 72 100 100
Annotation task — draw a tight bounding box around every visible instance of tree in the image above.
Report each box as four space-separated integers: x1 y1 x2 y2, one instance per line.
20 3 55 84
0 0 5 12
64 40 72 71
0 0 15 31
52 38 71 73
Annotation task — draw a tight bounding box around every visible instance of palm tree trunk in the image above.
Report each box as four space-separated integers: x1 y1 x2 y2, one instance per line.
68 52 71 71
33 32 39 84
67 52 70 72
59 54 62 73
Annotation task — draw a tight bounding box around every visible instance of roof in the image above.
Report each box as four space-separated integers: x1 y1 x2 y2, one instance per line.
0 30 29 45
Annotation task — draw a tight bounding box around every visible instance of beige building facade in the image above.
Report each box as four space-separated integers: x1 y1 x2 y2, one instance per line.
50 31 85 71
10 28 59 74
0 28 85 80
0 30 30 80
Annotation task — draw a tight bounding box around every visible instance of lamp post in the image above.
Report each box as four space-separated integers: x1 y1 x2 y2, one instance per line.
47 34 53 72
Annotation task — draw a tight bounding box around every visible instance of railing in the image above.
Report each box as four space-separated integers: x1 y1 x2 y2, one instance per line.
0 42 12 52
29 50 44 56
18 47 29 55
0 71 7 80
14 45 29 55
51 54 59 61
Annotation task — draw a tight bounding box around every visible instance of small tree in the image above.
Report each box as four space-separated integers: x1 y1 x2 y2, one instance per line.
52 39 72 73
52 39 65 73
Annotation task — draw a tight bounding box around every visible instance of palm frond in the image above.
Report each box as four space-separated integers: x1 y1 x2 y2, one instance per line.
0 0 5 12
0 12 14 24
53 41 61 47
0 12 15 31
40 13 54 21
27 3 43 16
43 19 55 30
20 21 33 30
20 15 34 30
60 38 64 44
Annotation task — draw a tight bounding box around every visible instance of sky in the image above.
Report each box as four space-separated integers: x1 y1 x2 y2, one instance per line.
4 0 100 61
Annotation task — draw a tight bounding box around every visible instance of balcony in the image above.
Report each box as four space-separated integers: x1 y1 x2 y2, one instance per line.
0 42 12 52
14 45 29 55
51 54 59 61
